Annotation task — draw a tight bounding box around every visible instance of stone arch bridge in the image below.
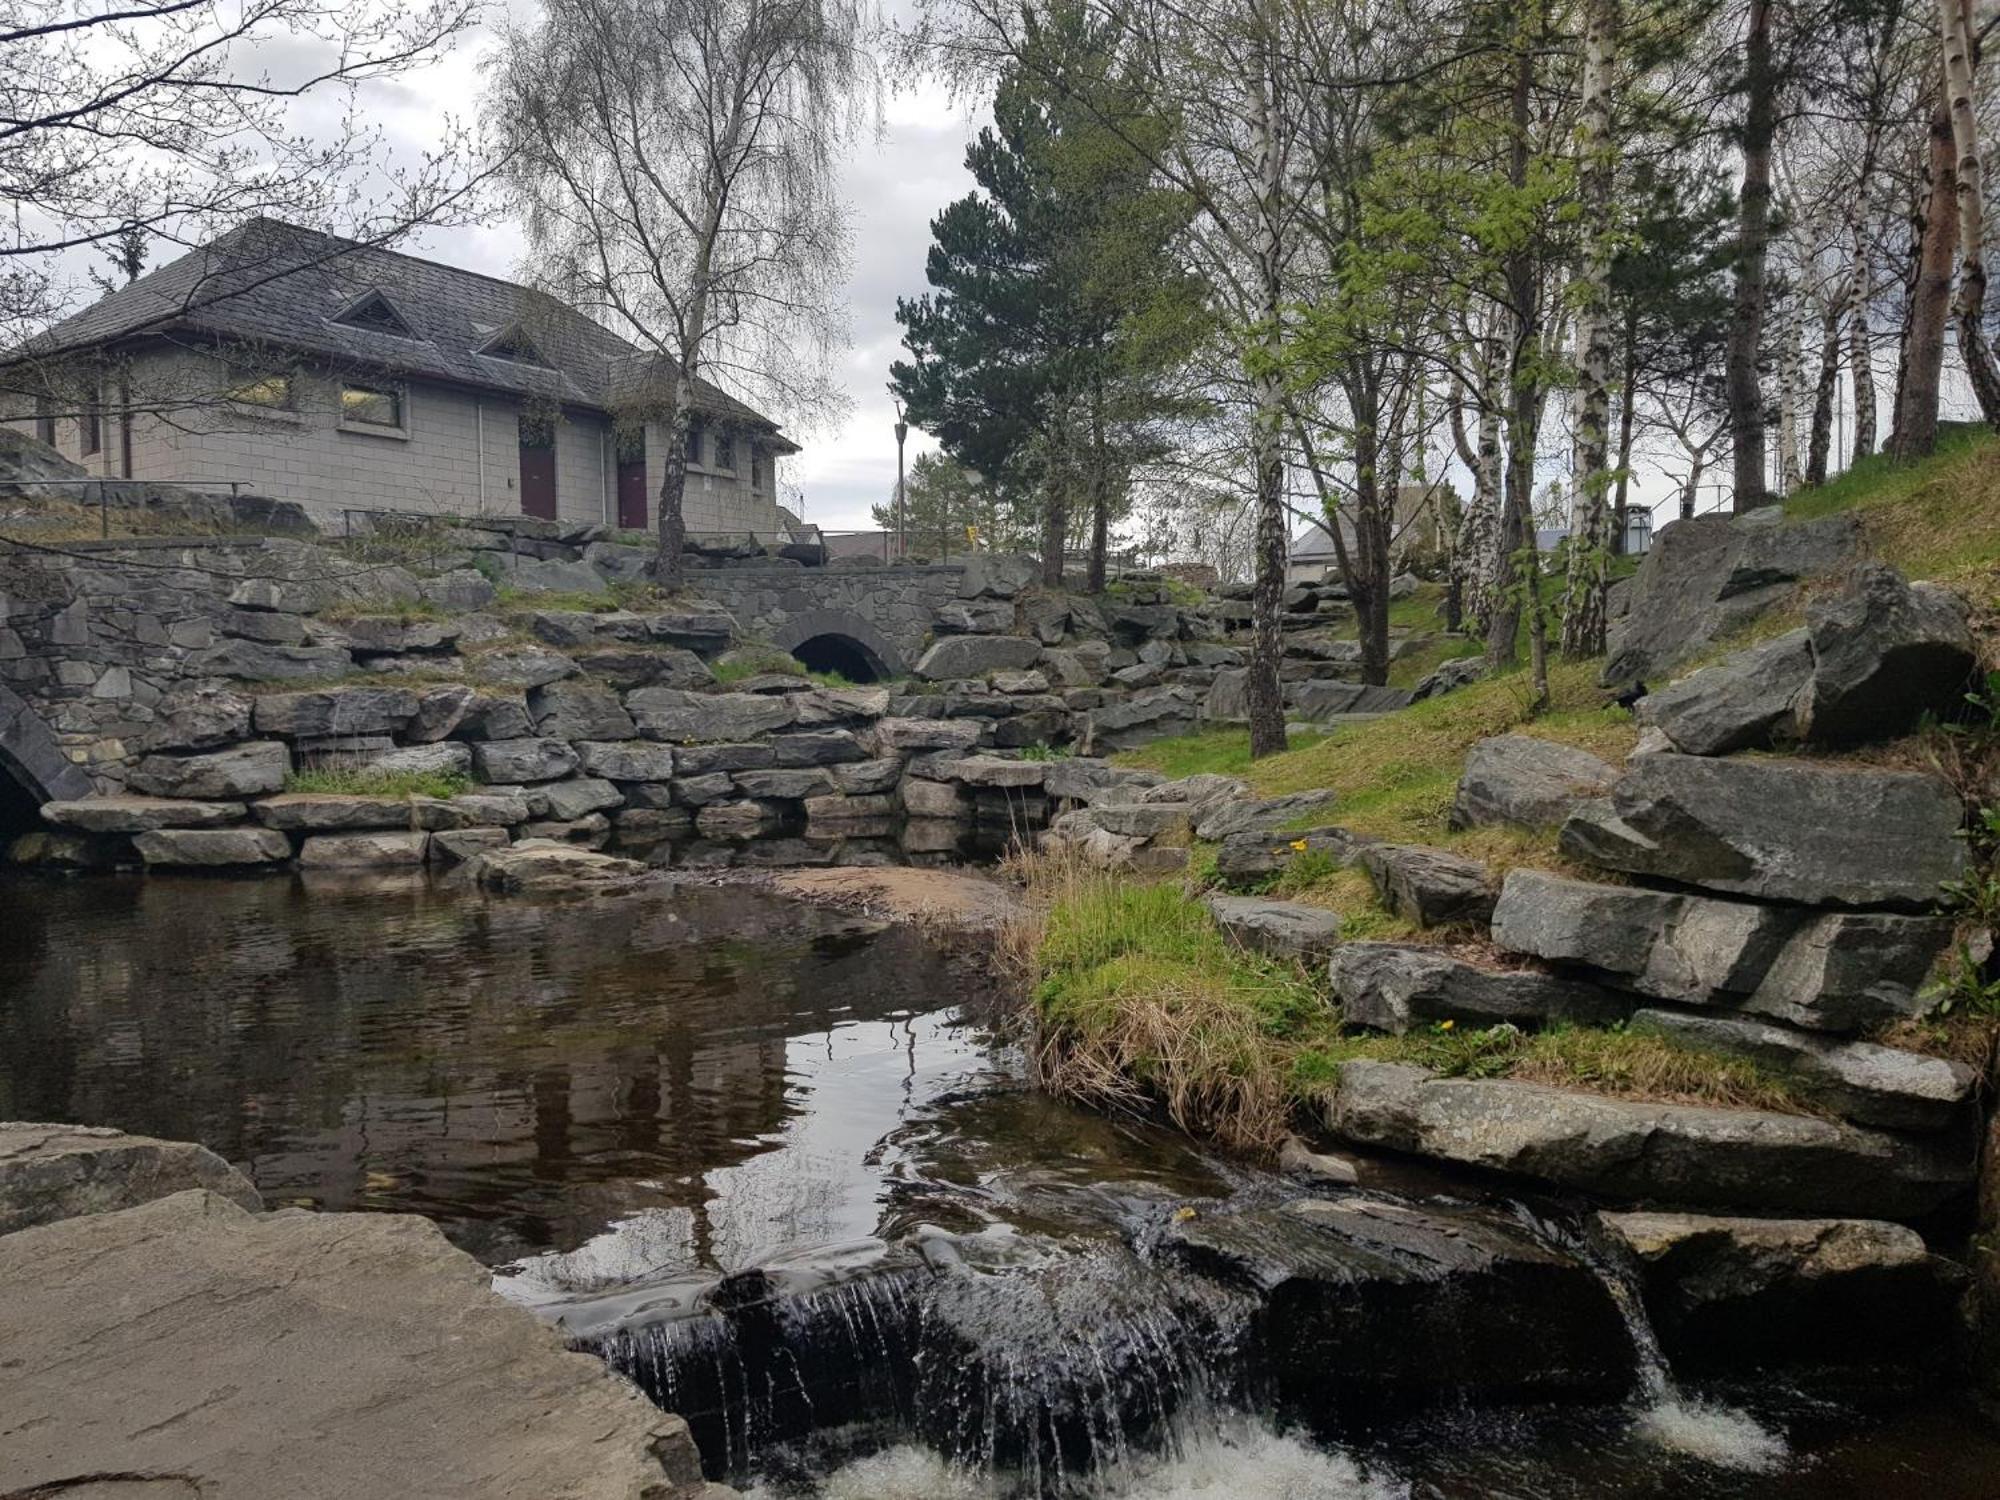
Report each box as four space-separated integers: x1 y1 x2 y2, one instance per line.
693 563 968 681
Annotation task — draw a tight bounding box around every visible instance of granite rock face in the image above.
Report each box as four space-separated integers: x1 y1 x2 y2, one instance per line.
1449 735 1618 832
1799 563 1975 744
0 1123 261 1235
1559 754 1966 910
1358 843 1496 929
1634 629 1813 756
1330 943 1631 1033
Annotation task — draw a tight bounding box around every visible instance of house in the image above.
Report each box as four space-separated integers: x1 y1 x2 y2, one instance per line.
2 219 796 535
1287 483 1459 586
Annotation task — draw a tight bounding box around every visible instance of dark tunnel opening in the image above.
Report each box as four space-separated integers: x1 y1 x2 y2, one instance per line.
789 633 887 684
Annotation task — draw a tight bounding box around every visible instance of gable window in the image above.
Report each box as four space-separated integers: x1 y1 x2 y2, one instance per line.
340 382 404 431
714 428 735 472
685 417 705 465
331 289 417 339
228 369 294 411
477 325 547 365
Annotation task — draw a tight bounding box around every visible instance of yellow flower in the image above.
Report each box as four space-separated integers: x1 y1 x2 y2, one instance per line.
1289 838 1308 852
1439 1019 1456 1031
1173 1206 1198 1222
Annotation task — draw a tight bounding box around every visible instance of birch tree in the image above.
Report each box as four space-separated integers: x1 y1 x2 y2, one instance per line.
489 0 873 586
1938 0 2000 428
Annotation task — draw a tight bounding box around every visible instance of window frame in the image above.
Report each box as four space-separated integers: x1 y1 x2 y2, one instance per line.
226 367 298 416
337 380 409 438
713 427 735 473
684 416 705 466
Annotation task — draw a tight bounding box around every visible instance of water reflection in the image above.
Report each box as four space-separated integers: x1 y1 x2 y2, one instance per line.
0 872 1023 1265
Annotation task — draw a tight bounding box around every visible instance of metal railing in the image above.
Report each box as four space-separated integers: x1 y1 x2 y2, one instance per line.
0 475 249 538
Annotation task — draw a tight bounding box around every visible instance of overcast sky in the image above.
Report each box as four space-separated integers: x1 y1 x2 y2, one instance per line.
382 18 974 535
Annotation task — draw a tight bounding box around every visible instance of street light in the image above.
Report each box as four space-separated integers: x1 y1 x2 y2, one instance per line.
893 402 908 562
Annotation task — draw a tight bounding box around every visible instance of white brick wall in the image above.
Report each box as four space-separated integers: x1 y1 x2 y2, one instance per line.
8 347 782 534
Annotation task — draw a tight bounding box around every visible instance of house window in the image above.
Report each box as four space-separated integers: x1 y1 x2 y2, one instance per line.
229 369 294 410
714 429 735 471
34 398 55 447
81 405 101 455
750 451 766 491
685 417 704 465
341 382 404 430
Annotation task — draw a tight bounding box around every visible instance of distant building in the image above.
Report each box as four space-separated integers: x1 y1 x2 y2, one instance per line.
1287 483 1459 585
3 218 796 534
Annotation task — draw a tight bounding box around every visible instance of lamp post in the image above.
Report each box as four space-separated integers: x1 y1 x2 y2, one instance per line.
893 403 908 562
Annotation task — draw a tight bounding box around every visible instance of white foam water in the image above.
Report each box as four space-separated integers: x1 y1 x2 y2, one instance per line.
743 1419 1407 1499
1634 1394 1788 1473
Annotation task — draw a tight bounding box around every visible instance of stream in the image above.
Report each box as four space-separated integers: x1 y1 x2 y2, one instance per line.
4 869 1998 1498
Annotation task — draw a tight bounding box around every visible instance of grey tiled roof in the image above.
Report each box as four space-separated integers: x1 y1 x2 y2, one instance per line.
21 218 790 441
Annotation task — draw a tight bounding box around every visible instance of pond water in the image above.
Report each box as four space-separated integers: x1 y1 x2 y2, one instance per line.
4 870 1998 1498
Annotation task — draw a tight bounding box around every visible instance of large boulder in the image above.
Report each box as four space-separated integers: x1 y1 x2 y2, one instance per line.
1738 910 1956 1032
1629 1009 1976 1133
627 687 796 742
41 796 245 833
1799 563 1977 744
1634 629 1813 756
1194 788 1339 842
1358 843 1495 928
1450 735 1619 832
1603 508 1861 686
457 839 648 894
0 1123 260 1235
1599 1210 1968 1374
1329 943 1630 1033
1203 894 1343 961
1215 825 1375 884
957 553 1038 599
1161 1196 1632 1410
913 634 1043 680
0 1189 710 1500
133 827 293 867
128 741 289 799
1083 687 1200 752
1560 754 1966 910
1328 1061 1974 1218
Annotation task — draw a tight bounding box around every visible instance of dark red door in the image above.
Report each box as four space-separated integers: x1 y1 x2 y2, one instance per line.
617 459 648 530
519 417 557 520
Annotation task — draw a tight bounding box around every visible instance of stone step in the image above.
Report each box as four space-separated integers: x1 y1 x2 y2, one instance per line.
1327 1061 1974 1219
1202 893 1343 962
40 795 245 833
1357 842 1495 928
1329 942 1631 1033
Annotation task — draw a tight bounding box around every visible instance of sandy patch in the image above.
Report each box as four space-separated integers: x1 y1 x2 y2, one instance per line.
768 865 1028 929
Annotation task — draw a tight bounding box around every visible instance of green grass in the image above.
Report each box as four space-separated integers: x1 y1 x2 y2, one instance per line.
1119 726 1331 780
284 766 475 799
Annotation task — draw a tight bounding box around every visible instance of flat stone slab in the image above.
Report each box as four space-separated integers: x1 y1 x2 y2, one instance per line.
1203 893 1343 962
1329 942 1631 1033
40 796 246 833
0 1190 709 1499
457 840 648 894
0 1123 260 1235
1328 1061 1973 1219
1599 1209 1967 1373
254 793 418 831
133 827 292 867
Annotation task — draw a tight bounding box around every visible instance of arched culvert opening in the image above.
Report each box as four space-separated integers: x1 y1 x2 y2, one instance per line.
0 770 38 844
790 633 888 684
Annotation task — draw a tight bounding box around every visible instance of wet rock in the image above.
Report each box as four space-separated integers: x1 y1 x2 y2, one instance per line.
1203 894 1343 962
467 645 580 690
627 687 796 741
297 831 429 868
1801 564 1977 743
1330 942 1630 1033
1599 1210 1968 1373
41 796 245 833
1561 755 1966 910
1328 1061 1973 1218
528 679 636 741
539 778 624 821
1160 1196 1632 1409
458 839 648 893
1358 843 1495 928
1636 628 1813 755
1449 734 1619 832
876 716 983 751
1629 1009 1976 1133
367 742 474 779
254 794 417 832
428 827 514 864
577 740 677 782
1604 509 1861 686
128 741 289 798
472 738 581 785
0 1189 706 1499
696 799 787 840
402 688 476 748
133 827 293 867
1276 1136 1363 1186
0 1123 261 1235
914 635 1043 680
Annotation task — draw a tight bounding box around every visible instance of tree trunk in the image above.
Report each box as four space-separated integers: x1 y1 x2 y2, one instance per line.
1941 0 2000 427
1893 83 1957 459
1610 313 1637 556
1454 310 1505 635
1524 525 1550 713
1559 0 1618 661
1040 484 1068 587
1245 12 1288 759
1805 296 1842 486
649 375 694 588
1086 382 1109 593
1487 32 1540 667
1727 0 1777 510
1847 232 1878 464
1678 447 1708 521
1776 292 1803 493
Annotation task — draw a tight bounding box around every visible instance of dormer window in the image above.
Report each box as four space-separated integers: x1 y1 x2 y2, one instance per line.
330 289 417 338
476 324 548 365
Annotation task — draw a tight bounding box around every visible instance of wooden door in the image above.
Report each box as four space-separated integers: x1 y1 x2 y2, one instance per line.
616 432 648 530
519 418 557 520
